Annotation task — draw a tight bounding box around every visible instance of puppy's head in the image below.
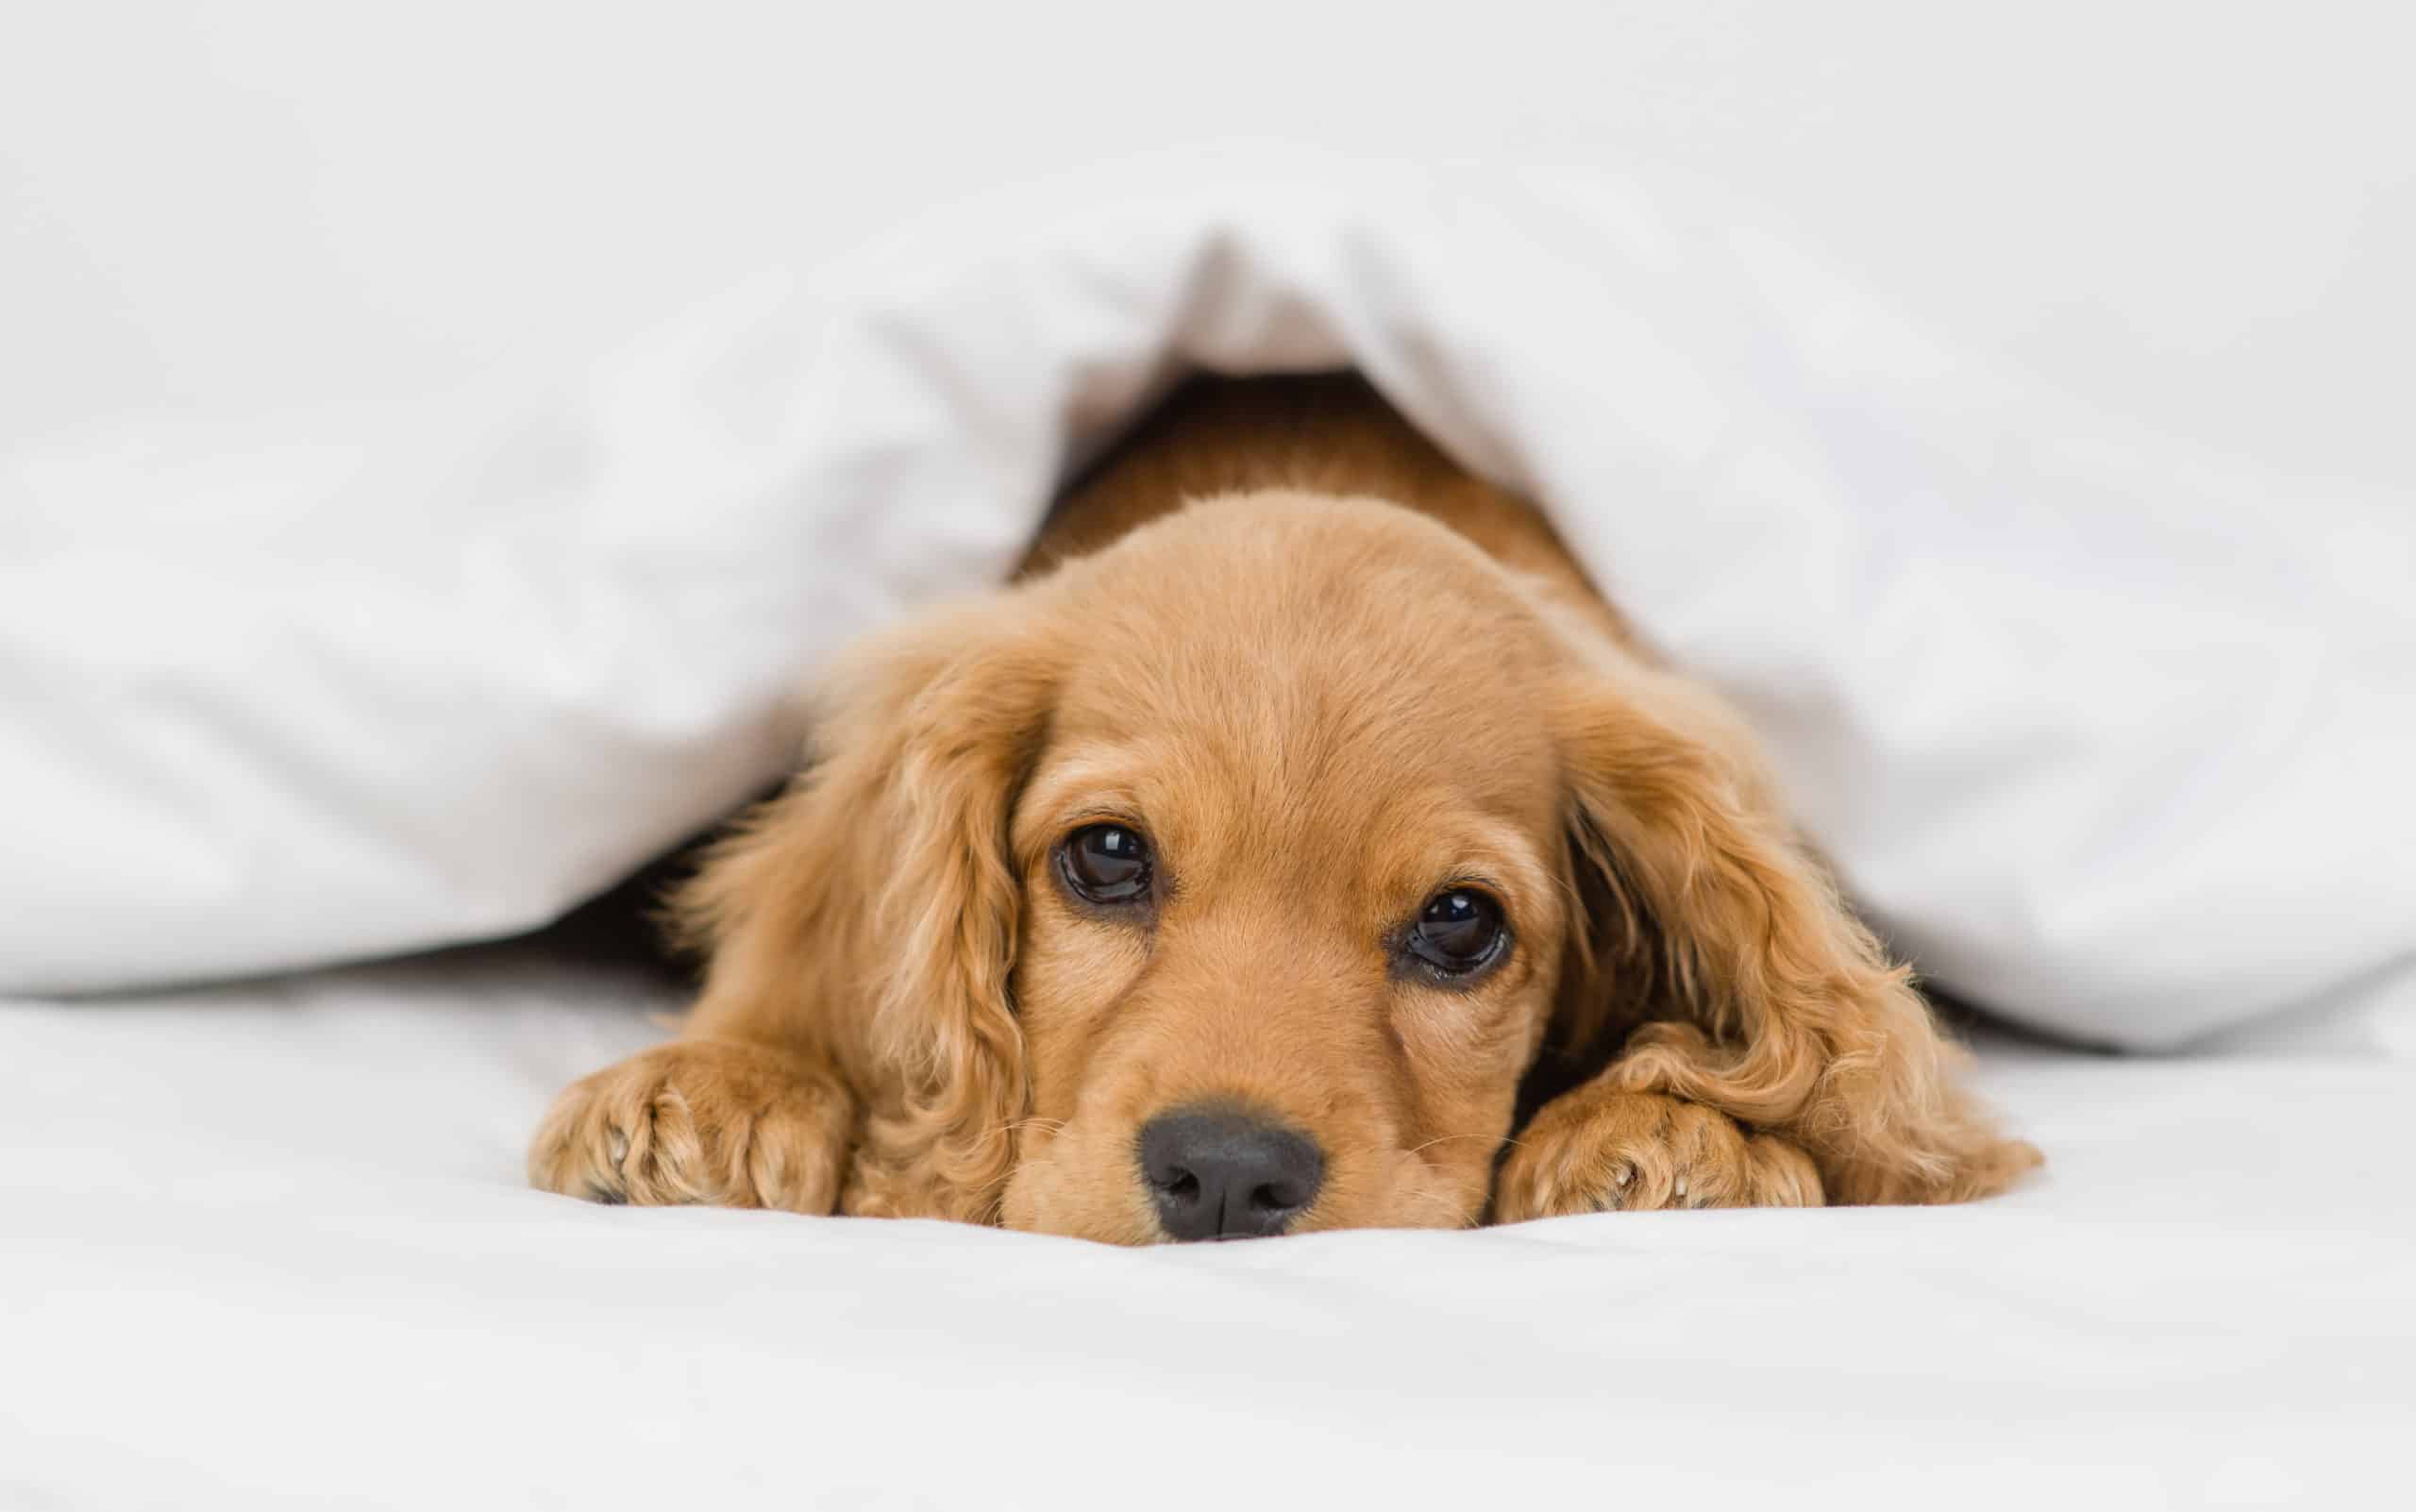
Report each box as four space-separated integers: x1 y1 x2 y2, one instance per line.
998 495 1589 1241
695 493 1630 1240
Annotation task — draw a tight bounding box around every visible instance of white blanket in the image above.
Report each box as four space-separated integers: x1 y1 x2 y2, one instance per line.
5 11 2412 1048
6 950 2410 1509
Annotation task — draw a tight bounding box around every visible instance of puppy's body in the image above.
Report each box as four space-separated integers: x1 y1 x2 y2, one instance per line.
531 373 2037 1241
1023 374 1612 631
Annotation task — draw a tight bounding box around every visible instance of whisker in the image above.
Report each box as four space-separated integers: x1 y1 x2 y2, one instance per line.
1402 1134 1481 1157
1402 1133 1530 1158
946 1116 1068 1157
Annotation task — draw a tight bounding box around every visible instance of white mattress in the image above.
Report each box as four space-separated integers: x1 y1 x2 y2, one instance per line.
8 953 2410 1510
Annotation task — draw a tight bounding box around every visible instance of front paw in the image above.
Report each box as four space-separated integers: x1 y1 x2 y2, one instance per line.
528 1039 854 1213
1493 1089 1821 1221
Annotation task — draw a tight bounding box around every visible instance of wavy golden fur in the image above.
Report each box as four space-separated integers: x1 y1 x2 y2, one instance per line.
529 373 2038 1239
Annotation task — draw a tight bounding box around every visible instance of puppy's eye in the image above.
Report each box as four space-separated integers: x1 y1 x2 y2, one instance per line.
1405 889 1506 976
1059 823 1152 905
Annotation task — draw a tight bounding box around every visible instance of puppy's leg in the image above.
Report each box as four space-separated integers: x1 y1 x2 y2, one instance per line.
1493 1083 1821 1219
528 1038 856 1214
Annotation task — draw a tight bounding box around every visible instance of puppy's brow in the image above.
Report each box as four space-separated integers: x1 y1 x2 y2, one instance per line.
1014 761 1149 859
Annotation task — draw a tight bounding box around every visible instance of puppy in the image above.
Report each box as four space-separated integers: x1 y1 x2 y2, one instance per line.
529 373 2038 1241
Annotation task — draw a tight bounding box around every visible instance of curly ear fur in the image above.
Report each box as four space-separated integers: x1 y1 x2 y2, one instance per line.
1553 658 2039 1205
671 604 1057 1222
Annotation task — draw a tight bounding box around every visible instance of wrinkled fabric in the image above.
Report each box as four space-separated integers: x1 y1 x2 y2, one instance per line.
6 153 2409 1046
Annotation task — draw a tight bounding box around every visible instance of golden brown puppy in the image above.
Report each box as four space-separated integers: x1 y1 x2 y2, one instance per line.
529 373 2039 1241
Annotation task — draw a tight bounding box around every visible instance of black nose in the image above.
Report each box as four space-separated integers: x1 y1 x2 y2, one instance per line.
1138 1108 1325 1241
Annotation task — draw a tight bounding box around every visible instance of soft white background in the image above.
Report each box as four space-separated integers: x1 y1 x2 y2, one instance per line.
5 4 2416 459
5 4 2414 1506
8 2 2413 467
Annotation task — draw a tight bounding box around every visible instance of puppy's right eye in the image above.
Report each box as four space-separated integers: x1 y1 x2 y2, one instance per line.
1059 823 1152 905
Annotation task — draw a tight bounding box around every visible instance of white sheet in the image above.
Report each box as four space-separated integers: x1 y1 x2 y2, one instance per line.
6 953 2410 1510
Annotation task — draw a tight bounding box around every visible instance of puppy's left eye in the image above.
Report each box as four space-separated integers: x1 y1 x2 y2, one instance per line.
1404 889 1507 977
1058 823 1152 905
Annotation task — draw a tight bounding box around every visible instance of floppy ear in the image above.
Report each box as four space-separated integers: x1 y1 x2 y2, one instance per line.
672 601 1059 1223
1553 659 2038 1204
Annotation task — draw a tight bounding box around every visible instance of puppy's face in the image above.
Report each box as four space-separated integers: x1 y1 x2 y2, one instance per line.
994 496 1578 1242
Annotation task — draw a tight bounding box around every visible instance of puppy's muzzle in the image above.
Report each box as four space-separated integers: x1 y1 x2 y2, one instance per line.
1137 1106 1324 1240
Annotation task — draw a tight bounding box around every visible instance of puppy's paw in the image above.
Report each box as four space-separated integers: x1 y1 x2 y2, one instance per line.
1493 1088 1821 1221
528 1040 854 1214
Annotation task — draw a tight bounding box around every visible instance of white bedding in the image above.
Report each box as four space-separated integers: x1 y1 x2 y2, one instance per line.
6 953 2411 1510
7 8 2413 1052
8 8 2415 1508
